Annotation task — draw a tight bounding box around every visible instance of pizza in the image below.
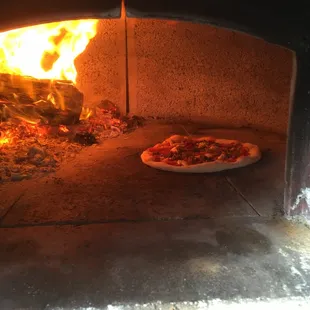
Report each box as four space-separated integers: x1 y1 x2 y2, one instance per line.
141 135 261 173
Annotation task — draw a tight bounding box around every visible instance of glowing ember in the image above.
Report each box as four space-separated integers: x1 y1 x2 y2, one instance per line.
0 122 50 147
59 125 69 133
0 130 12 145
0 19 98 83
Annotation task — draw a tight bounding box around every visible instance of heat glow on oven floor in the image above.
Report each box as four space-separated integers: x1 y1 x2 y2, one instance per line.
0 122 309 309
0 123 285 224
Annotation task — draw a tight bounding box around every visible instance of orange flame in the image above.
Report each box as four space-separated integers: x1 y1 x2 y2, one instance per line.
80 107 93 120
0 19 98 83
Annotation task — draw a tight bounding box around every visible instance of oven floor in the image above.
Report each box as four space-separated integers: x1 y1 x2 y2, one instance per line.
2 122 308 309
0 122 286 225
0 218 310 309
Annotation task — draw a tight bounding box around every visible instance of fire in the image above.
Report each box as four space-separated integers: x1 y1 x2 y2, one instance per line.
0 19 98 83
80 107 94 120
0 20 98 147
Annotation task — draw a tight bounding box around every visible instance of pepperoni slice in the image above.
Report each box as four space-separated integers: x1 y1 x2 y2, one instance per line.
148 146 172 156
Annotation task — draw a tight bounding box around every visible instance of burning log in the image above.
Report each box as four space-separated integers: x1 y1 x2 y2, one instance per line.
0 73 83 125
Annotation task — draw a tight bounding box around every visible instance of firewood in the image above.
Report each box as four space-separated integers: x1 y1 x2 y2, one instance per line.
0 73 83 125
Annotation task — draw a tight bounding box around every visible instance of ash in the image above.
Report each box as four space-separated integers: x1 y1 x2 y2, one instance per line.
0 100 143 183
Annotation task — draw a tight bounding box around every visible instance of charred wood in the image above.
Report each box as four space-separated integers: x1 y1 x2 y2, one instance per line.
0 73 83 125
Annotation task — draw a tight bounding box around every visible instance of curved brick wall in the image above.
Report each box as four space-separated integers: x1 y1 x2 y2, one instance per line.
75 19 293 134
127 19 293 134
75 19 127 114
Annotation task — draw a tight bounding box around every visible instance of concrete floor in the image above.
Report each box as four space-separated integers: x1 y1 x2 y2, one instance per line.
1 123 309 309
0 218 310 309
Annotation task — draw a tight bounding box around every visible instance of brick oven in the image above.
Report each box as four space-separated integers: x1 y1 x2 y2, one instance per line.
0 0 309 221
0 1 310 309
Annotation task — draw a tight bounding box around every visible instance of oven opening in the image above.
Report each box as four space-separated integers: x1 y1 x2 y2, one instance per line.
1 6 310 309
0 18 293 223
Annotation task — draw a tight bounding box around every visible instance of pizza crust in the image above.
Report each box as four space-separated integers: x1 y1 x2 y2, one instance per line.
141 135 261 173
